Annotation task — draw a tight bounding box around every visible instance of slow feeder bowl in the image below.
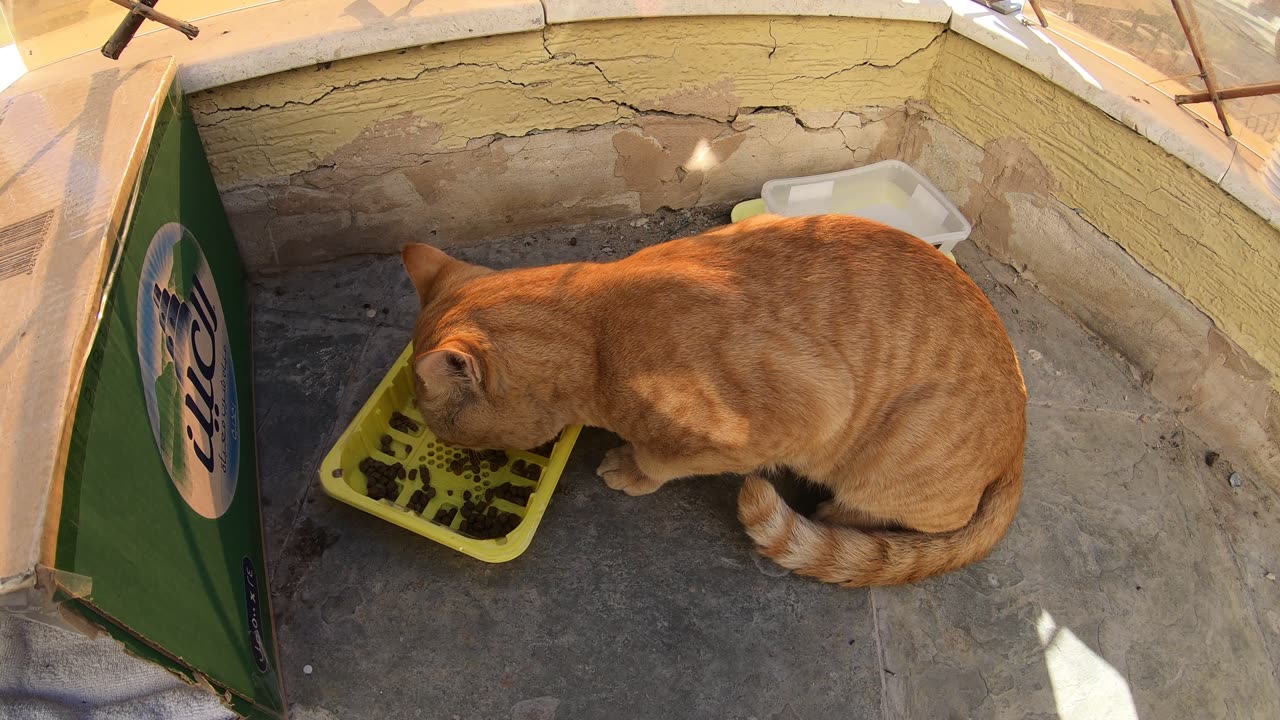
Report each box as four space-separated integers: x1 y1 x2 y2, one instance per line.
319 343 580 562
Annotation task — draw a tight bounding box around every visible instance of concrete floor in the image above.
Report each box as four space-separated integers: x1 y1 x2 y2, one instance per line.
251 207 1280 720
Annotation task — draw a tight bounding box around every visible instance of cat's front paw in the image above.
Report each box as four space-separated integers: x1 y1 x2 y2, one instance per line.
596 444 658 496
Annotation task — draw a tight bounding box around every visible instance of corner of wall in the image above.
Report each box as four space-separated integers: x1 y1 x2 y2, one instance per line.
913 38 1280 487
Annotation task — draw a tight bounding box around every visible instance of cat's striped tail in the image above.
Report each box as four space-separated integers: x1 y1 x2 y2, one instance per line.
736 466 1022 586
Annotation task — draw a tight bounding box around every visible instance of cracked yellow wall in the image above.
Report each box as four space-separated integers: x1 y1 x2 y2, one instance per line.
189 17 1280 474
190 17 940 267
190 14 1279 395
927 35 1280 391
194 18 938 186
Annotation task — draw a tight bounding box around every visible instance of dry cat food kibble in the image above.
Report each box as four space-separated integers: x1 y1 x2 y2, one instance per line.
492 482 533 506
510 459 542 482
406 488 434 514
380 434 404 458
319 342 583 562
432 505 459 526
458 501 521 539
359 457 404 501
389 411 420 434
358 439 542 536
358 441 548 539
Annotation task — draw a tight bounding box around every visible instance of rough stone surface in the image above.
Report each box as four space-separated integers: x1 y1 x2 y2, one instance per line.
252 313 369 570
878 250 1280 720
212 107 905 268
253 209 1280 718
905 113 1280 489
928 35 1280 392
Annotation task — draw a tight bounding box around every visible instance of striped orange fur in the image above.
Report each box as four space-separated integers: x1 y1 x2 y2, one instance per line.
403 214 1027 586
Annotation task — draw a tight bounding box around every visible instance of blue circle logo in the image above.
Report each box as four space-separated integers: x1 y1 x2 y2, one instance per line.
135 223 240 518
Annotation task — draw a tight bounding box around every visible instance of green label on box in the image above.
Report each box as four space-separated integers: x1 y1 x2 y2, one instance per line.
136 221 241 519
58 84 283 717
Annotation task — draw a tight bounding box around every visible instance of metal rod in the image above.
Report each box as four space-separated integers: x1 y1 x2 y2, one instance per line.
1151 72 1212 84
1025 0 1049 27
101 0 157 59
1168 0 1231 135
1176 81 1280 104
106 0 199 39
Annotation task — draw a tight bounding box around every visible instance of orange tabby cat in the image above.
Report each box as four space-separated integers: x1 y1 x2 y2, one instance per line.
402 214 1026 586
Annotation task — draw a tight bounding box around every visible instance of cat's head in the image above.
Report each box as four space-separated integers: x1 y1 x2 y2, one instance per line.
401 244 565 451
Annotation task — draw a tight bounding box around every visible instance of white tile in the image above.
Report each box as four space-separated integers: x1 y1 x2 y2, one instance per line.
9 0 544 96
543 0 954 25
1220 144 1280 228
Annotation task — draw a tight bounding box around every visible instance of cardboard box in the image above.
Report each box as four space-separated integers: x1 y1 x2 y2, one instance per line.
0 58 285 719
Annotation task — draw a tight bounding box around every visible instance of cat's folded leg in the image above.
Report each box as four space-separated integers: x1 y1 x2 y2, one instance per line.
598 443 742 496
596 443 667 496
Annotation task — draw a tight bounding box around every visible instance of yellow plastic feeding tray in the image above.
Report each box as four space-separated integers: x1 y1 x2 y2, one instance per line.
319 344 581 562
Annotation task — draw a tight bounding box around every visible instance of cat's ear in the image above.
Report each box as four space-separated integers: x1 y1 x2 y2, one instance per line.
414 344 482 399
402 244 455 306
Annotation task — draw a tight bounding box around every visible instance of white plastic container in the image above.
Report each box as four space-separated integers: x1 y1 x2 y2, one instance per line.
761 160 972 253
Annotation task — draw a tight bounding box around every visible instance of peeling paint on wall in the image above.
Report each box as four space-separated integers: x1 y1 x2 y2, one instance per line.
906 112 1280 484
927 35 1280 392
541 17 942 120
192 17 937 267
192 18 940 188
190 15 1280 403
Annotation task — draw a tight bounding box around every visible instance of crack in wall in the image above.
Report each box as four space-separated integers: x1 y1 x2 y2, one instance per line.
198 60 551 125
194 17 942 197
191 17 1277 410
931 36 1280 388
778 29 944 85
